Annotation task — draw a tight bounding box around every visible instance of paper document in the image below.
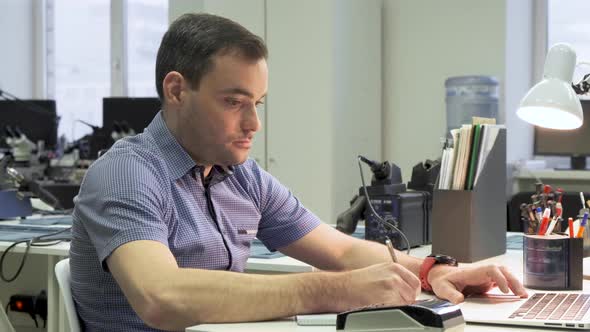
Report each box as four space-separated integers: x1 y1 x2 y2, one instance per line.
474 124 504 186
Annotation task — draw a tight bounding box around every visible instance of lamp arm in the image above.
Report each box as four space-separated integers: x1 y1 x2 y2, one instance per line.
572 73 590 95
572 62 590 95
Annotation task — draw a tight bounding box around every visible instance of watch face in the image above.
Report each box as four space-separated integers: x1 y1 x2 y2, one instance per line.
429 254 458 266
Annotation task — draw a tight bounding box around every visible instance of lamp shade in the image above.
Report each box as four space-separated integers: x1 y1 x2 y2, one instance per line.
517 43 583 130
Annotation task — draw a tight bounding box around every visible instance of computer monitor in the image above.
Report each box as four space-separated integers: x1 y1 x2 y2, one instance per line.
534 99 590 170
0 99 58 150
102 97 161 134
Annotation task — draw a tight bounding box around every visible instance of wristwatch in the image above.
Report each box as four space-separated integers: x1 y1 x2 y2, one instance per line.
419 254 458 291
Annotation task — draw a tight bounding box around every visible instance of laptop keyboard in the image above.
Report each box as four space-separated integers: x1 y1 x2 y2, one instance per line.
509 293 590 321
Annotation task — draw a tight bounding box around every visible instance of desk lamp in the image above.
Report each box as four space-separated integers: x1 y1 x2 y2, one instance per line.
517 43 588 129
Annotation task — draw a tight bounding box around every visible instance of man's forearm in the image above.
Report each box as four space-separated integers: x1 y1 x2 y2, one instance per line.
147 268 343 330
338 237 423 276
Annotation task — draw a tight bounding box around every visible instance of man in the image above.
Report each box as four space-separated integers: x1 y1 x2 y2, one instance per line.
70 13 527 332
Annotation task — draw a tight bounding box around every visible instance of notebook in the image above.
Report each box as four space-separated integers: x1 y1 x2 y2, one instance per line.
462 292 590 329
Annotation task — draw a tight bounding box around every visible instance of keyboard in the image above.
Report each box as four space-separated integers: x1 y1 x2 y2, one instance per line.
510 293 590 321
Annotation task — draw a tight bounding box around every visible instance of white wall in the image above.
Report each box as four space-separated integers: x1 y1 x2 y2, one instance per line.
332 0 382 221
265 0 382 223
0 0 34 98
383 0 508 182
505 0 535 195
505 0 534 165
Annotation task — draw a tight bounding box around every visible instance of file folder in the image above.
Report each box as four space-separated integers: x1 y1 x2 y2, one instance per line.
431 129 506 262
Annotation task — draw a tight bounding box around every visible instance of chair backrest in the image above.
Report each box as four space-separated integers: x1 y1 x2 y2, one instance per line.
0 300 16 332
55 258 81 332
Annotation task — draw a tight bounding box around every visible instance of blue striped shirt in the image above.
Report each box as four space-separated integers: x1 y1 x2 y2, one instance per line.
70 111 321 331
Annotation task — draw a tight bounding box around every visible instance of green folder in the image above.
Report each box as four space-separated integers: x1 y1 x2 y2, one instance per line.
466 124 483 190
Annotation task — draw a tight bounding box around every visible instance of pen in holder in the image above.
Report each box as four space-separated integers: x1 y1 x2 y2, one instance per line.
523 234 583 290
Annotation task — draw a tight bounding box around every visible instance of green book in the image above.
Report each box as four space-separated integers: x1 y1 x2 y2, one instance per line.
466 124 482 190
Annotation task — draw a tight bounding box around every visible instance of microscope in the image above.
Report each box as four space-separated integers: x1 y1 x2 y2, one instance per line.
4 126 36 164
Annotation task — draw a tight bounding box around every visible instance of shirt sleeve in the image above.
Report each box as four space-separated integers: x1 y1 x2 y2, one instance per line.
246 160 322 250
73 151 169 270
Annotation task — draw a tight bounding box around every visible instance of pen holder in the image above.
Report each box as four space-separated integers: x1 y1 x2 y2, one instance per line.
523 234 583 290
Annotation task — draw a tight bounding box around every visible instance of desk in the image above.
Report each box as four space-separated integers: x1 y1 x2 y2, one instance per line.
0 230 533 332
0 222 69 332
513 168 590 193
188 245 588 332
0 233 318 332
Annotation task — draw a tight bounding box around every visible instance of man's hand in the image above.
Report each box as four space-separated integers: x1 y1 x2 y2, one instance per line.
427 264 529 304
335 262 421 312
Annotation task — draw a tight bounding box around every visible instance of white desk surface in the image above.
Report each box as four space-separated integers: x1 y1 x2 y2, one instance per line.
0 218 70 256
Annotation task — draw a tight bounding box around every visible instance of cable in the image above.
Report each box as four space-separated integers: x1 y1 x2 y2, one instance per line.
357 156 411 255
0 239 33 282
0 227 71 282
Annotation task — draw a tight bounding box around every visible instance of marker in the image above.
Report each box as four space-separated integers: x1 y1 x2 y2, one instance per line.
569 218 574 238
538 208 551 236
555 202 563 218
535 207 543 222
546 217 559 235
577 212 589 238
557 188 564 203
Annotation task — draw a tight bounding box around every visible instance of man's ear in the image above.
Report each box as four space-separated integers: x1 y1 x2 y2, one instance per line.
162 71 186 106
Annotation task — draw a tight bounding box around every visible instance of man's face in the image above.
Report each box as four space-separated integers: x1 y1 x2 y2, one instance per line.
177 53 267 167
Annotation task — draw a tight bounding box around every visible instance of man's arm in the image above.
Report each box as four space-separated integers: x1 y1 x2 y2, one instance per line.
278 223 422 273
279 223 528 303
107 239 420 331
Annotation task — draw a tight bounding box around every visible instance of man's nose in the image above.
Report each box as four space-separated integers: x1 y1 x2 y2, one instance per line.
242 103 261 133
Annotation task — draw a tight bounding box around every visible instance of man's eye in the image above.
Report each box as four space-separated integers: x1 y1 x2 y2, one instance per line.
225 98 241 107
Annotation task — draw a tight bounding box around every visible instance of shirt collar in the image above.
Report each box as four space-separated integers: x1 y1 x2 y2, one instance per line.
145 111 196 180
194 164 235 187
145 111 235 183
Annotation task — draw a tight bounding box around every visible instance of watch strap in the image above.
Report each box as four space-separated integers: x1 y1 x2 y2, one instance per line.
419 256 437 291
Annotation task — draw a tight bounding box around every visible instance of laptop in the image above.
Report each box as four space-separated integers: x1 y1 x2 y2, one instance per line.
461 291 590 330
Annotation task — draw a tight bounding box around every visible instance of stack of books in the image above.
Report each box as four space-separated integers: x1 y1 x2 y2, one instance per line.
438 123 505 190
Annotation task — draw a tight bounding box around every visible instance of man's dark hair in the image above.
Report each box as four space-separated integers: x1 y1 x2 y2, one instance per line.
155 13 268 101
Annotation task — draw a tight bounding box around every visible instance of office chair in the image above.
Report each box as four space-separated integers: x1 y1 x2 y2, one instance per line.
55 258 81 332
0 300 16 332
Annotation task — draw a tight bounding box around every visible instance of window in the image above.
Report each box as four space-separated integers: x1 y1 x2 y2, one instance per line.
47 0 167 142
49 0 110 140
127 0 169 97
548 0 590 82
